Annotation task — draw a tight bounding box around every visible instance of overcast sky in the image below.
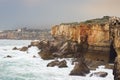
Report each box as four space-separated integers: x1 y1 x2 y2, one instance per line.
0 0 120 30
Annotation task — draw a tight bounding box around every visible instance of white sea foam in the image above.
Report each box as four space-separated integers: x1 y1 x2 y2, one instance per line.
0 40 114 80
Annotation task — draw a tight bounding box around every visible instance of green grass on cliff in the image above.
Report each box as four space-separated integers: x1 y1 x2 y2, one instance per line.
60 22 79 25
82 16 110 24
60 16 110 25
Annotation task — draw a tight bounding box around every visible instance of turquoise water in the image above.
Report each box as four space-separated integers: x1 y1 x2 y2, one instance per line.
0 40 114 80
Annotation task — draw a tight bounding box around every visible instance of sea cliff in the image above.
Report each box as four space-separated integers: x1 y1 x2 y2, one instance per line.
51 16 110 62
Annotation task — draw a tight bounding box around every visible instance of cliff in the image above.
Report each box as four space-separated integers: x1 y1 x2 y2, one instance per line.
37 16 120 78
51 16 111 62
52 16 110 45
109 16 120 56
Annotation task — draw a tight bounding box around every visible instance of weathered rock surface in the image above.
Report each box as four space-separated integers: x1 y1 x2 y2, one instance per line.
58 60 68 68
36 16 120 78
20 46 28 51
109 16 120 54
38 39 76 59
33 55 37 58
105 64 114 69
30 40 40 47
38 40 57 60
47 60 68 68
4 55 12 58
69 61 90 76
12 47 18 50
51 16 110 62
113 57 120 80
38 51 54 60
109 17 120 80
85 59 106 70
13 46 29 52
90 71 108 77
47 60 59 67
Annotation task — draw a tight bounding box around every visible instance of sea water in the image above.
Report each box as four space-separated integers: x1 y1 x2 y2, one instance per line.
0 40 114 80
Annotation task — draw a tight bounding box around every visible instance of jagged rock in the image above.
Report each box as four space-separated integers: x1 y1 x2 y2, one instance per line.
71 58 78 65
4 55 12 58
28 45 31 48
105 64 114 69
90 72 108 77
47 60 68 68
113 57 120 80
69 61 90 76
38 51 54 60
52 40 77 58
30 40 40 46
20 46 28 51
109 17 120 80
12 47 18 50
47 60 59 67
37 40 49 49
33 55 37 58
58 60 68 68
38 40 57 60
85 59 106 69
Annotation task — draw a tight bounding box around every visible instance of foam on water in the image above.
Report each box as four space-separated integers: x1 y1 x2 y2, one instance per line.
0 40 114 80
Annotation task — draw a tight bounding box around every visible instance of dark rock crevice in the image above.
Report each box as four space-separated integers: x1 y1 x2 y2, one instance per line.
109 42 117 63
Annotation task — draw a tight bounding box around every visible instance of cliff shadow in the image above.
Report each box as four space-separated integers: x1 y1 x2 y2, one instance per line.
109 43 117 63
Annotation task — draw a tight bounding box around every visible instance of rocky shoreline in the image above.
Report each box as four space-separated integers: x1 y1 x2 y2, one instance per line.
11 16 120 79
12 39 113 78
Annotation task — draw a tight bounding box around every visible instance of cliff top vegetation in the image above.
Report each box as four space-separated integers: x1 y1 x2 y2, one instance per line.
60 16 110 26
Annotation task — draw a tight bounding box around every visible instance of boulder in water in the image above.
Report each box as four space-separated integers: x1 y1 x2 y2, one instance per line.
33 55 37 58
30 40 40 47
85 59 106 70
47 60 59 67
4 55 12 58
20 46 28 51
69 61 90 76
47 60 68 68
12 47 18 50
38 51 54 60
90 71 108 77
58 60 68 68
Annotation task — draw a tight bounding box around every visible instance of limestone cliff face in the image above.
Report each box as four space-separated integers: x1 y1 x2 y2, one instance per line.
51 23 110 58
51 16 120 56
51 24 109 46
51 16 111 62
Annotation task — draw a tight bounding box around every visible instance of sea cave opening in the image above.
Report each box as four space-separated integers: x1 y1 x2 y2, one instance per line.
109 43 117 63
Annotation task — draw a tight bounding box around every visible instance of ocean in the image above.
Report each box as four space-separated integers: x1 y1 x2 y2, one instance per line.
0 40 114 80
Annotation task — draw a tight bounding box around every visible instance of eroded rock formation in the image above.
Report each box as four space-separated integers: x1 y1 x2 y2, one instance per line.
51 16 110 63
109 16 120 80
37 16 120 78
90 71 108 77
69 61 90 76
47 60 68 68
